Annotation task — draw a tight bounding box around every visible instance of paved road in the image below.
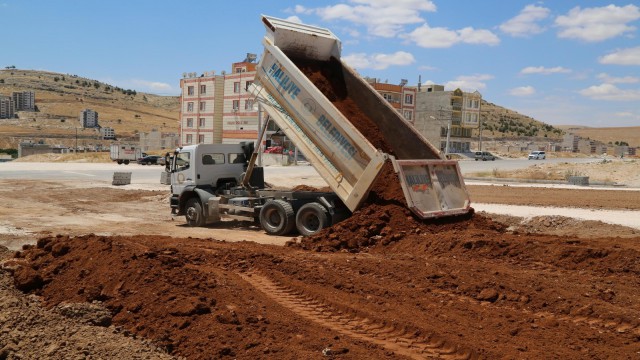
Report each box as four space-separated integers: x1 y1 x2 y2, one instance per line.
0 158 603 186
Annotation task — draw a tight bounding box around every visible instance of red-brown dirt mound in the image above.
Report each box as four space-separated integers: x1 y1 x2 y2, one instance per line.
12 230 640 359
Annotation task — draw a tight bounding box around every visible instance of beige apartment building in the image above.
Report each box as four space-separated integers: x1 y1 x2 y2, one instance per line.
179 55 259 146
414 85 482 154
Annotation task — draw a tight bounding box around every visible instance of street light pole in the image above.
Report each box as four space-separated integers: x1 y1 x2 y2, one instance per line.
75 128 78 153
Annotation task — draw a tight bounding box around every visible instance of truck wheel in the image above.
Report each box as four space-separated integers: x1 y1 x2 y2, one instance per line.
124 160 130 165
296 202 329 236
117 160 123 165
185 198 205 227
260 200 294 235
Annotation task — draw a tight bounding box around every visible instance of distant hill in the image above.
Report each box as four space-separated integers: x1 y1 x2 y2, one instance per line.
0 69 179 149
556 125 640 148
479 100 564 140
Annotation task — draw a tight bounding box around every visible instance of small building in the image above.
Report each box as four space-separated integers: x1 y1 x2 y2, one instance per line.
139 129 180 151
99 127 115 140
18 141 68 157
80 109 99 128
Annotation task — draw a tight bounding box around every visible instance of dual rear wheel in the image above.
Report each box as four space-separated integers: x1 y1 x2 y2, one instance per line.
259 200 329 236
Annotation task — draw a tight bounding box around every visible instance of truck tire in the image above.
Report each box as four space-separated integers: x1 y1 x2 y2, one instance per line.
124 160 130 165
185 198 205 227
260 200 295 236
295 202 329 236
117 160 123 165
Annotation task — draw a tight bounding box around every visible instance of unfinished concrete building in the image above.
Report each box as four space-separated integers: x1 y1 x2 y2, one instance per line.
415 86 482 154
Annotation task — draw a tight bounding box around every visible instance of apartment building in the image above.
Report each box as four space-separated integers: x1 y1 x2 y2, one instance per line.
415 85 482 154
0 95 14 119
79 109 99 128
180 72 223 145
222 60 259 144
178 55 259 146
366 78 416 124
12 91 35 111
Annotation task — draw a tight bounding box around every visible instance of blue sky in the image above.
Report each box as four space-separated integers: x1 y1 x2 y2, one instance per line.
1 1 639 127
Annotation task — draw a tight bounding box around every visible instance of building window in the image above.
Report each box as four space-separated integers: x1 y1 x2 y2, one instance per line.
244 99 254 110
404 110 412 121
187 86 194 96
186 118 193 127
234 82 241 93
187 102 194 112
198 135 205 143
235 67 244 73
199 101 206 111
404 94 413 104
186 134 193 144
383 93 392 102
245 80 253 91
200 85 206 94
199 118 205 127
232 100 239 111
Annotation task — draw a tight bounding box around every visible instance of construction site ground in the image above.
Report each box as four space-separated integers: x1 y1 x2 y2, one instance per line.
1 162 640 360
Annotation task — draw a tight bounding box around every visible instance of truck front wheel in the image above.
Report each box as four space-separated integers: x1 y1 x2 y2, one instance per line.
185 198 205 227
260 200 295 235
296 202 329 236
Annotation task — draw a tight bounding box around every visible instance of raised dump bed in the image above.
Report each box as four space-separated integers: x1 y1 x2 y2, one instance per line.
252 15 470 219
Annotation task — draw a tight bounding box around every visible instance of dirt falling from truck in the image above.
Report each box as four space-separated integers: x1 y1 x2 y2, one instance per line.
290 57 484 251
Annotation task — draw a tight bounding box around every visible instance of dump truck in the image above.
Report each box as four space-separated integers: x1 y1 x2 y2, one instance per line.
110 143 143 165
167 15 471 236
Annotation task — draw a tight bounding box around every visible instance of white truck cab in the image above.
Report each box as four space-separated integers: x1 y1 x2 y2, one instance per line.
169 142 263 226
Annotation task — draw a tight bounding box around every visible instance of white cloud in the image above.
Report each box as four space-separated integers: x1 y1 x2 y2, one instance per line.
285 16 303 24
599 46 640 66
444 74 493 91
509 86 536 96
402 23 499 48
520 66 571 75
293 5 312 15
500 4 550 37
343 51 415 70
579 84 640 101
304 0 436 38
597 73 639 84
555 4 640 42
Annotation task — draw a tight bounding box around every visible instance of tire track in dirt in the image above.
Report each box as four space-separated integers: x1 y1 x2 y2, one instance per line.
428 288 640 339
240 270 481 360
319 257 640 340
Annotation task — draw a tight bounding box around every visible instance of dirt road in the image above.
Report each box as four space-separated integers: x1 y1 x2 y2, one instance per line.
2 177 640 359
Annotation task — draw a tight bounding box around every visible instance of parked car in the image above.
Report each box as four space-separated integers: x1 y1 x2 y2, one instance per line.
474 151 496 161
528 151 546 160
137 155 162 165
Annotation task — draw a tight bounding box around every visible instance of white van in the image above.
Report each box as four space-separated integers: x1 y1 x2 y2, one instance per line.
528 151 546 160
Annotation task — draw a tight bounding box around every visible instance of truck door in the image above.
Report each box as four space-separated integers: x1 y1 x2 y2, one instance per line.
171 150 193 197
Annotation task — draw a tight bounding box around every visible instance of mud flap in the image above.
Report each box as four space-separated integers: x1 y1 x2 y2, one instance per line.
391 157 471 219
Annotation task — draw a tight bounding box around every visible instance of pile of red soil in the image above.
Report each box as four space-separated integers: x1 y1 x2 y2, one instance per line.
290 57 482 251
